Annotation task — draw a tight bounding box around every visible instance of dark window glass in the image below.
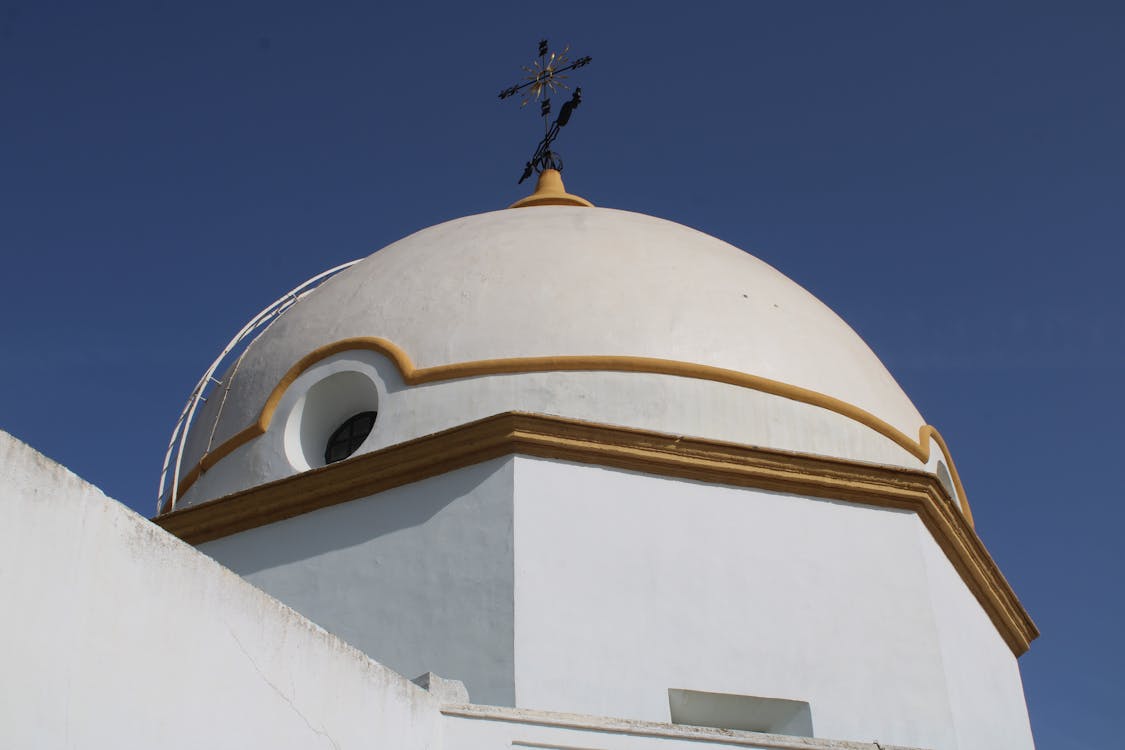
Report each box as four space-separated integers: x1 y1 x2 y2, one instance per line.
324 411 378 465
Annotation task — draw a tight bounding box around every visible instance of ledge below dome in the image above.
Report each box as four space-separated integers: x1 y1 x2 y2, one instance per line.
155 411 1035 660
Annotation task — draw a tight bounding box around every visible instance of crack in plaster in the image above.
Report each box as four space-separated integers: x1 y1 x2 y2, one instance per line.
226 624 342 750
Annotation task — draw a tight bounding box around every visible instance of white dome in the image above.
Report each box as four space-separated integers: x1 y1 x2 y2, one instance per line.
172 204 947 507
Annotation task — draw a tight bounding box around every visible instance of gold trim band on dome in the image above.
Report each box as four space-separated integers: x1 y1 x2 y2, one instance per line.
153 411 1037 656
165 336 973 524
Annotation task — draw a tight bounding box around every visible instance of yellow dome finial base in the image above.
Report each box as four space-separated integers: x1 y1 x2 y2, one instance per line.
509 169 594 209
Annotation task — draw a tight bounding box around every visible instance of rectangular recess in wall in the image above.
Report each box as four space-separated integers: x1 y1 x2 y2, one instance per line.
668 688 813 737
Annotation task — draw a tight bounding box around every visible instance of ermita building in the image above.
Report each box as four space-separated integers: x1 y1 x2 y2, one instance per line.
1 170 1038 749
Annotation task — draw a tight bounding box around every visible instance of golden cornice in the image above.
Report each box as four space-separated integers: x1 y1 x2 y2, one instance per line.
153 411 1036 656
164 336 973 525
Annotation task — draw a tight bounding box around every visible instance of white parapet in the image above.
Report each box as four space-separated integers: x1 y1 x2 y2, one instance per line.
0 429 441 750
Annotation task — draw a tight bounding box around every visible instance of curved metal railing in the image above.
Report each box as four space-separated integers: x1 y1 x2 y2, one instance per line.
156 259 362 514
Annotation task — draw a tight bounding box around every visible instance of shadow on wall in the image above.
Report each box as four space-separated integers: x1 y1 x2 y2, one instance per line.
199 458 511 574
193 458 518 707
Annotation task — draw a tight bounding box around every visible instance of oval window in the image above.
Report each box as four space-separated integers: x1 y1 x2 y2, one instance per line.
324 411 378 465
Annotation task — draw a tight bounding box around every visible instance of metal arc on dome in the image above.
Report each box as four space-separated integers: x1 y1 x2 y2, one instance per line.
156 260 362 513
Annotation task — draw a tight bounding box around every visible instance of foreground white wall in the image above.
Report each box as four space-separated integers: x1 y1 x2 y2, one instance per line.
0 430 441 750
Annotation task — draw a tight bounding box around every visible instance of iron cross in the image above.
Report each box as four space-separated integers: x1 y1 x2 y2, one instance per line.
499 39 592 183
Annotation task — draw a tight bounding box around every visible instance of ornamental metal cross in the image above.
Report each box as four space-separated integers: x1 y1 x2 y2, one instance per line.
498 39 592 183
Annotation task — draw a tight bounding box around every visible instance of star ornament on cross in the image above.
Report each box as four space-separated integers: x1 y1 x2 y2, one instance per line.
498 39 593 183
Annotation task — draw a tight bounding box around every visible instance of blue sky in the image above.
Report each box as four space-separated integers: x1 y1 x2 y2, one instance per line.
2 2 1122 746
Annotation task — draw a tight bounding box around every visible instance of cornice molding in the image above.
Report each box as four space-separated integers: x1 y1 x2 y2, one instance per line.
153 411 1035 656
166 337 973 526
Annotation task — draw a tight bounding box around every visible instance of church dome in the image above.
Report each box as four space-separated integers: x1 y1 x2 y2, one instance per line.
167 195 964 512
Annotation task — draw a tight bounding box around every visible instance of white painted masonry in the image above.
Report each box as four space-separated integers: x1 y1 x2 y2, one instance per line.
200 458 518 707
0 430 441 750
2 431 934 750
192 452 1033 750
916 525 1036 748
511 457 1031 750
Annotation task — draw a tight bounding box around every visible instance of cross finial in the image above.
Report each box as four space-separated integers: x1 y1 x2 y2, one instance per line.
499 39 592 183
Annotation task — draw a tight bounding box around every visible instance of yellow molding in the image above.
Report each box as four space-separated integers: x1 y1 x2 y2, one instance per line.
166 336 973 524
509 168 594 208
153 412 1036 656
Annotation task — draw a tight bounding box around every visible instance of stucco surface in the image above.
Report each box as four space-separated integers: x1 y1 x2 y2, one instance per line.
917 523 1036 749
175 206 927 501
199 458 518 706
510 457 1033 750
0 430 441 750
175 448 1030 749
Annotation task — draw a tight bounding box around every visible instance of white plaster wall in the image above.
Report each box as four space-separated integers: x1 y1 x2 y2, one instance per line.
510 457 1032 750
177 348 924 508
199 458 517 706
917 524 1036 750
0 430 441 750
